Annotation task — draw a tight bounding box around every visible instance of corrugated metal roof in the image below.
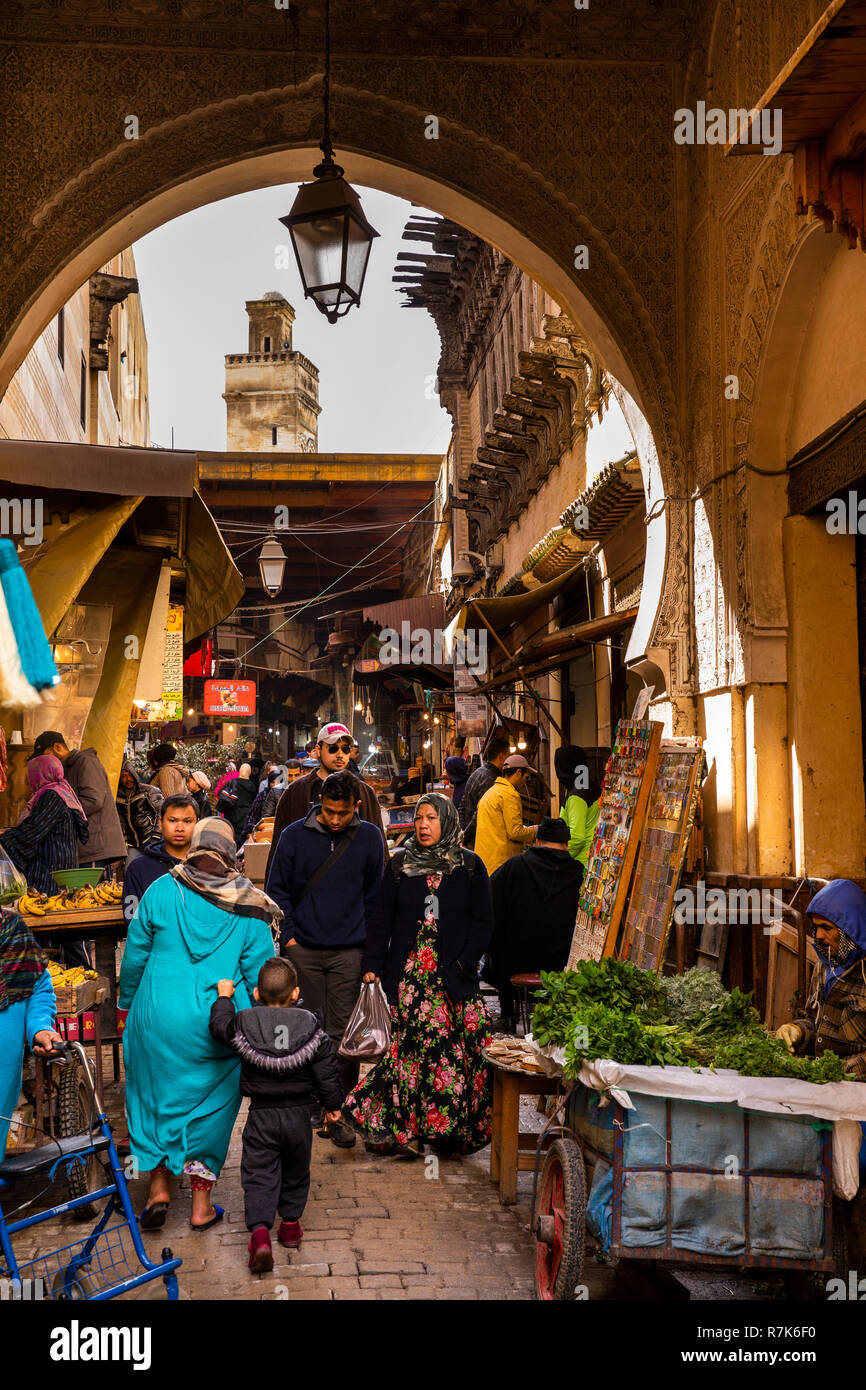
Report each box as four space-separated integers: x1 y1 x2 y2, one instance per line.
362 593 446 633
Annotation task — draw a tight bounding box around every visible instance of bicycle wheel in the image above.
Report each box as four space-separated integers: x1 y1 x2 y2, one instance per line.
56 1060 101 1222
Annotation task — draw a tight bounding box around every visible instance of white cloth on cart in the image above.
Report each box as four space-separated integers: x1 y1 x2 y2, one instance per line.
527 1042 866 1199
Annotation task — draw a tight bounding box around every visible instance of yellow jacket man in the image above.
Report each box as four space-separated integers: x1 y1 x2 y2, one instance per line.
474 755 536 876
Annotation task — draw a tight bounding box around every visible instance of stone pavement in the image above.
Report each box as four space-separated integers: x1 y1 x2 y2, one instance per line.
9 1061 787 1301
126 1116 537 1301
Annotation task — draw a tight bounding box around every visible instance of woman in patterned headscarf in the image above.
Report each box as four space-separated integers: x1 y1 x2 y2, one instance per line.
346 793 495 1158
119 817 281 1231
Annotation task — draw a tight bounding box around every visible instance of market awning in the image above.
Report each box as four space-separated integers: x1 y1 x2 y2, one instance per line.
362 593 446 633
0 436 196 496
465 607 639 693
78 548 165 789
458 563 584 633
24 496 142 636
183 490 245 641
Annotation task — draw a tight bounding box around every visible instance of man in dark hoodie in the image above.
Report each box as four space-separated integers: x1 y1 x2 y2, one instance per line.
265 770 384 1144
209 956 344 1274
122 793 198 923
487 817 583 1032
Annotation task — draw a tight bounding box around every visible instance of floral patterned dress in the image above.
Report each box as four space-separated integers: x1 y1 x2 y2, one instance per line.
346 872 493 1153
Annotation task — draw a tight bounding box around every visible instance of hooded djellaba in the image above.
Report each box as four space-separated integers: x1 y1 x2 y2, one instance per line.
782 879 866 1080
118 818 281 1226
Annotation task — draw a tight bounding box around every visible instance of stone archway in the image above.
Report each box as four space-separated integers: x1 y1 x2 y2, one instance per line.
0 74 688 692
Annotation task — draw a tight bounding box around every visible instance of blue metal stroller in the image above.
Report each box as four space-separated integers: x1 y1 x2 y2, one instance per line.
0 1040 181 1300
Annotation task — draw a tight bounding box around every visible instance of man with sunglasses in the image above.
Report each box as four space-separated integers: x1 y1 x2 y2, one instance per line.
265 723 386 882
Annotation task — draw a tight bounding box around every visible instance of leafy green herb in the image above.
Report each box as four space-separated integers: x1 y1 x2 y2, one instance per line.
531 962 849 1084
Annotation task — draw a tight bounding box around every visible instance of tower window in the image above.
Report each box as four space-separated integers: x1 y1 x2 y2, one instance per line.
271 426 278 446
79 352 87 429
263 336 271 353
57 307 65 366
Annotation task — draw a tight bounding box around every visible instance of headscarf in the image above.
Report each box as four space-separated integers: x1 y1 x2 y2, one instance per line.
0 909 47 1013
171 816 282 927
19 754 86 822
399 792 465 877
554 744 606 806
806 879 866 999
239 763 252 779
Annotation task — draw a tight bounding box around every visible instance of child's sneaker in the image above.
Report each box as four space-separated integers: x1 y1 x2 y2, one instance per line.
248 1227 274 1273
277 1219 303 1249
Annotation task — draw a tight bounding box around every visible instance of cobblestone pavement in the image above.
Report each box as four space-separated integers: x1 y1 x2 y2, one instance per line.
10 1065 789 1302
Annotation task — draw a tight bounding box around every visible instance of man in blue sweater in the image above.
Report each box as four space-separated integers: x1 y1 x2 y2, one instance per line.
265 770 384 1147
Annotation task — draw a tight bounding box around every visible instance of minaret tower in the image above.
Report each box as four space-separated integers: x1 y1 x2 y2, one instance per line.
223 292 320 451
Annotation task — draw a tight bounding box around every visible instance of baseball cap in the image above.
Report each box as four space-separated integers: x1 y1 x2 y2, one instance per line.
316 722 352 745
32 730 67 757
502 754 532 771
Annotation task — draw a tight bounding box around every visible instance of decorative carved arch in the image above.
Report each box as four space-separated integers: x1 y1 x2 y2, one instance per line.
0 72 690 691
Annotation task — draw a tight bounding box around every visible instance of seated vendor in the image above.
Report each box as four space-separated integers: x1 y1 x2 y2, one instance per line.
776 879 866 1079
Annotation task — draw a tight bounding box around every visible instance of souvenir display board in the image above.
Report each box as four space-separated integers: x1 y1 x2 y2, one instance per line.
568 718 663 966
617 738 705 972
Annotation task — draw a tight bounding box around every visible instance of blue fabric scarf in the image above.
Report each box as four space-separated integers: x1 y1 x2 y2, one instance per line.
0 541 59 691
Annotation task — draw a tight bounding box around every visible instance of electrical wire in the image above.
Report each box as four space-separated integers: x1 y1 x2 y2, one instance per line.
241 496 437 660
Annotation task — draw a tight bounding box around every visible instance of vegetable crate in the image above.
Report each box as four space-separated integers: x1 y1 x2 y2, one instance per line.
533 1081 844 1301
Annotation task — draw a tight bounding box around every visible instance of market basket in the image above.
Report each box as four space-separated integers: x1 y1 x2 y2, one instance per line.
13 1217 169 1301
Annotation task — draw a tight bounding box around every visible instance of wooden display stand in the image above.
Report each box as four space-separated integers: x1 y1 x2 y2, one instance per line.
618 738 704 972
488 1061 559 1205
568 719 663 966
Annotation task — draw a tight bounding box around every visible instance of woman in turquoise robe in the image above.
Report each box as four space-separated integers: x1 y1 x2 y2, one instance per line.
119 817 280 1230
0 911 63 1158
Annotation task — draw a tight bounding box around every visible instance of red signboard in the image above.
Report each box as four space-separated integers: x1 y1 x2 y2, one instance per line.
203 679 256 716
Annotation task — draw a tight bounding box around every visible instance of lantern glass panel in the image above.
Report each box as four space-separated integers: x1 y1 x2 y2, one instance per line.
293 211 348 300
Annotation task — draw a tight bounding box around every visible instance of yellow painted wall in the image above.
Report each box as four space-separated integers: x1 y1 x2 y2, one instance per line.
783 514 866 878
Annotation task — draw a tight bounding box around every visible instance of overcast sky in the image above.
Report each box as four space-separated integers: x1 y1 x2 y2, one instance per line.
133 186 451 456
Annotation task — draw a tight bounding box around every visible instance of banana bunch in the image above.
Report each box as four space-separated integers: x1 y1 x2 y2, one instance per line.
46 962 98 985
18 880 124 916
18 890 50 916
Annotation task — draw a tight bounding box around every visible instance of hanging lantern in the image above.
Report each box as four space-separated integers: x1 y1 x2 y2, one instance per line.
278 0 378 323
258 534 287 597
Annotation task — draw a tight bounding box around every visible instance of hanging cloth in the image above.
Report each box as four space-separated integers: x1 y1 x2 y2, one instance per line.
0 578 41 710
0 540 59 691
0 726 7 794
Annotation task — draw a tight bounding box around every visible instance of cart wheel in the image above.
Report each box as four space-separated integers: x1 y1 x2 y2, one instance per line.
56 1060 100 1222
534 1135 586 1301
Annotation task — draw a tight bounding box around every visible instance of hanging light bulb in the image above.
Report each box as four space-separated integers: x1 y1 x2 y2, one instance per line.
433 715 440 725
517 735 527 750
509 742 517 753
365 702 373 725
423 736 432 749
354 697 363 712
423 712 429 721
